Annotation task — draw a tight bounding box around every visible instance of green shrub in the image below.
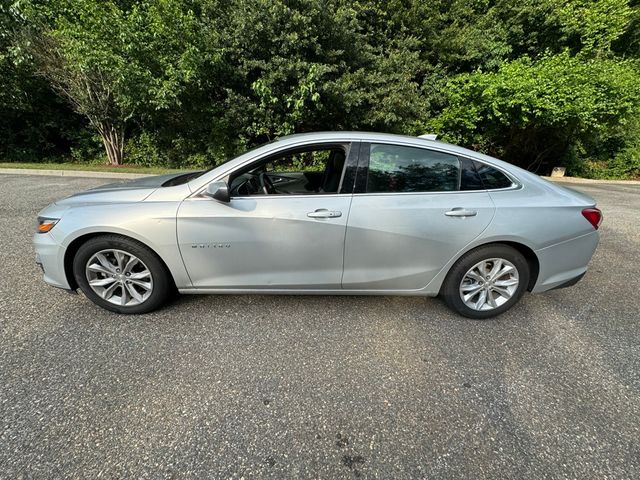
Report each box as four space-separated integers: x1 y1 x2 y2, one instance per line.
430 52 640 173
69 130 103 164
124 132 168 167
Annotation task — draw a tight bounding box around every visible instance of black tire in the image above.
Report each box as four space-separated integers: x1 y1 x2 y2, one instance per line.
441 244 530 319
73 234 174 314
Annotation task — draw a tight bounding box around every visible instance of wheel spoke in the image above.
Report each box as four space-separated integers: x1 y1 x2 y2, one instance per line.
101 282 119 300
494 278 518 287
466 270 484 283
463 289 482 302
87 263 113 276
488 259 503 280
487 291 498 308
129 271 150 280
462 283 483 302
461 282 482 293
474 290 487 310
89 277 116 287
123 256 139 273
114 251 126 271
129 279 151 291
122 256 140 273
492 285 512 298
495 264 515 279
478 262 488 277
125 283 143 302
120 284 128 305
95 253 116 273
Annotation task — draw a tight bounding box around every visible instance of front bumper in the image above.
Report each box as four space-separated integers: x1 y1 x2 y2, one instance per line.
33 232 72 290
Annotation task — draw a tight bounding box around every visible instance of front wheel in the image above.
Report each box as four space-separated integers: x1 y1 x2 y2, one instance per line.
441 244 530 319
73 235 173 314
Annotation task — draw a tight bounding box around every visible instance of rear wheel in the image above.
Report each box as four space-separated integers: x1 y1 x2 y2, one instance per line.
441 244 529 319
73 235 173 314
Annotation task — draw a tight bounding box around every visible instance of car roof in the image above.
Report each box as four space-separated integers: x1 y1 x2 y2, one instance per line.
277 131 443 147
274 131 489 161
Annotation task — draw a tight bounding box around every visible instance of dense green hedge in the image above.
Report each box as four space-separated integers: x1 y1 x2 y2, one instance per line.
1 0 639 177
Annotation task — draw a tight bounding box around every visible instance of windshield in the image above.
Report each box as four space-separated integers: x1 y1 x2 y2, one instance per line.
162 138 281 187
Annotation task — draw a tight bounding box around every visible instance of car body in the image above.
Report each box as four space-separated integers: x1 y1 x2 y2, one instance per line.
33 131 602 318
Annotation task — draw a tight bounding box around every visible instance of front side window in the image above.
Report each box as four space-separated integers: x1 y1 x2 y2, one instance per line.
229 146 347 196
366 144 460 193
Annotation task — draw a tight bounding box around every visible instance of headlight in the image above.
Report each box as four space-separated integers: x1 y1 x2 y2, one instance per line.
37 217 59 233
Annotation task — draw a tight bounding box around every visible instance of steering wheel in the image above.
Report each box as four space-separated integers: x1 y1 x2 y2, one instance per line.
258 172 276 195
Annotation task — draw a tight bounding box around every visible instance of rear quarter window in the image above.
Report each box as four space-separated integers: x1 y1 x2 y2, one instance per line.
460 158 484 190
474 161 514 189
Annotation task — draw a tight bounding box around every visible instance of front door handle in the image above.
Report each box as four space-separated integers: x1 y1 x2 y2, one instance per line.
307 209 342 218
445 208 477 217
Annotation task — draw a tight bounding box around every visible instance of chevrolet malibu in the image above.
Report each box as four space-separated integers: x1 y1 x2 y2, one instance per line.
33 132 602 319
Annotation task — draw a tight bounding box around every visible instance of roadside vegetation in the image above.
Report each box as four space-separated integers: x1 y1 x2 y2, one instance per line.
0 162 182 175
1 0 639 179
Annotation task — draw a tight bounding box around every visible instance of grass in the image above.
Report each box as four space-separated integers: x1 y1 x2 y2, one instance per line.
0 162 186 175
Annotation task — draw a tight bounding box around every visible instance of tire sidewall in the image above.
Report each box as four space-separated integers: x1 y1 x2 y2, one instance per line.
73 235 171 314
443 244 530 319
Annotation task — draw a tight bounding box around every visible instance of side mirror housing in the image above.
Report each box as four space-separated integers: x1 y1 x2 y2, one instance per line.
205 181 230 203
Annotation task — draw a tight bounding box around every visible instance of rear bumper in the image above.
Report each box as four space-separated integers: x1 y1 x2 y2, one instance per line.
33 232 72 290
548 271 586 291
532 231 599 293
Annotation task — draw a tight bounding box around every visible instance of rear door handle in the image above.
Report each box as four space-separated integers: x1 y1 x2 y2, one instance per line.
445 208 477 217
307 209 342 218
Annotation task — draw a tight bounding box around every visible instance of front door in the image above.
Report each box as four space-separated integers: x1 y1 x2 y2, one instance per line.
177 143 356 289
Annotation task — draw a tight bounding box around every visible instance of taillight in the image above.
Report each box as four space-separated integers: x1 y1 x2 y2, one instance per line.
582 208 602 230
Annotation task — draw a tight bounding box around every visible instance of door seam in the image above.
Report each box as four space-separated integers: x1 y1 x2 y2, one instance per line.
339 193 355 289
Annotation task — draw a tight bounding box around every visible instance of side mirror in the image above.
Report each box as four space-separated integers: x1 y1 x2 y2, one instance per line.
205 181 230 203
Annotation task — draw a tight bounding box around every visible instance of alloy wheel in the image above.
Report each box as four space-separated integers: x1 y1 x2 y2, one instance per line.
85 249 153 307
459 257 519 311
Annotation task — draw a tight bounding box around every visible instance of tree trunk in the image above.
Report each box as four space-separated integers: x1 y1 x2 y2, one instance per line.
96 121 125 165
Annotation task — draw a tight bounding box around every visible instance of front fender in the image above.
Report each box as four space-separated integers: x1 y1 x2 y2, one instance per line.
53 202 192 289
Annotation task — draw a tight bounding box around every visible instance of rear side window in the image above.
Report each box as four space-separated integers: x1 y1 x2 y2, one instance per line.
474 161 513 189
460 157 483 190
366 144 460 193
459 158 515 190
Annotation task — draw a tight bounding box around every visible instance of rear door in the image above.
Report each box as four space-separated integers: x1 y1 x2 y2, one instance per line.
342 142 496 290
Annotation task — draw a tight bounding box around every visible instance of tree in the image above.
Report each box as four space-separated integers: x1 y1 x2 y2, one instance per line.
430 52 640 172
200 0 428 143
0 1 84 161
2 0 639 178
23 0 201 165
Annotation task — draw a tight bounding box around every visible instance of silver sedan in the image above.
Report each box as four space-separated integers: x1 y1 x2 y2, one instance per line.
33 132 602 319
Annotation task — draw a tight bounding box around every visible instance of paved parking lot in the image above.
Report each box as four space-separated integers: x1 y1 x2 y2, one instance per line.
1 174 639 478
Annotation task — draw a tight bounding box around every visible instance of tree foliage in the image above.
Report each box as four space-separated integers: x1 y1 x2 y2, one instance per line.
22 0 202 164
0 0 639 176
430 52 640 170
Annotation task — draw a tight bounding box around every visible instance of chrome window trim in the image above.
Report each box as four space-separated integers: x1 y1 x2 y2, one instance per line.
185 193 353 202
349 180 522 197
352 189 499 198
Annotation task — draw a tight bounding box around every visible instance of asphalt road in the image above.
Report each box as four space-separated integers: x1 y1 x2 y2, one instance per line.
1 175 639 479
